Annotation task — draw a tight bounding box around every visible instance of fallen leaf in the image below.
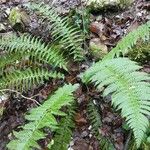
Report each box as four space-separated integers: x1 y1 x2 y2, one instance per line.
75 113 87 126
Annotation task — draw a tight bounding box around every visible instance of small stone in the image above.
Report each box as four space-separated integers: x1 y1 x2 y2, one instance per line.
81 131 88 138
0 0 7 4
69 141 74 146
13 0 20 4
88 125 92 130
96 15 102 21
5 8 11 15
0 94 9 103
89 133 92 138
89 38 108 59
0 23 6 32
136 12 142 17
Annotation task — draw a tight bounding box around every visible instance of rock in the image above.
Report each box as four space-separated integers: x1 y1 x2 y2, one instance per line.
0 23 6 32
0 0 7 4
89 38 108 59
81 131 88 138
8 7 30 30
0 94 9 116
5 8 11 15
13 0 21 4
9 7 22 26
82 0 133 10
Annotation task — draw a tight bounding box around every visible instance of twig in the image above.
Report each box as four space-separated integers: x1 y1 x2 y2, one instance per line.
30 93 44 99
0 89 41 106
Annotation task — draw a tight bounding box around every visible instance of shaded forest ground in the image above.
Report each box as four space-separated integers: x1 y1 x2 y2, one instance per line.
0 0 150 150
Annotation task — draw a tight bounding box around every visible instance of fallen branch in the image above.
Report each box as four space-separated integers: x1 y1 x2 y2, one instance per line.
0 89 41 106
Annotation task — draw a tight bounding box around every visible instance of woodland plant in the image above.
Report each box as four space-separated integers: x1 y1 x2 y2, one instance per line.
7 84 79 150
81 20 150 148
87 101 115 149
0 2 83 149
128 41 150 63
0 1 149 150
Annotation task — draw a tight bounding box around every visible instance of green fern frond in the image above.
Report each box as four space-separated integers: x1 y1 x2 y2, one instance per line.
7 84 79 150
50 103 76 150
0 34 67 69
0 68 64 92
0 52 27 75
82 58 150 147
103 21 150 60
87 101 115 150
29 3 84 60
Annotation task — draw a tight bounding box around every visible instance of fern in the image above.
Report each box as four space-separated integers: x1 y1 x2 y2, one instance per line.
0 68 64 92
50 103 76 150
103 21 150 60
7 84 79 150
0 34 67 69
0 52 27 75
81 58 150 147
28 3 84 60
87 101 115 150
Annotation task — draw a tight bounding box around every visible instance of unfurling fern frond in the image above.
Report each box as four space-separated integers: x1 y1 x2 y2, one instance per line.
29 3 84 60
87 101 115 150
7 84 79 150
0 34 67 69
81 58 150 147
0 68 64 92
103 21 150 60
50 103 76 150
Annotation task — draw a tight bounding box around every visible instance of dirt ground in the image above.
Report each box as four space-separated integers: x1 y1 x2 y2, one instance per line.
0 0 150 150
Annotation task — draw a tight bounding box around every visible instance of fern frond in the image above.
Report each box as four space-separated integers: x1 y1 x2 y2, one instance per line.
82 58 150 147
87 101 115 149
0 68 64 92
0 34 67 69
7 84 79 150
29 3 84 60
0 52 24 74
103 21 150 60
50 103 76 150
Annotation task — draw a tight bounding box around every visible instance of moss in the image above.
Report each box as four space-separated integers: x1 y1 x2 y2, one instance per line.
128 41 150 64
84 0 133 11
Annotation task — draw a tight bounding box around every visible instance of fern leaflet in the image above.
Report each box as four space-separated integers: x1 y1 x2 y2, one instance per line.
0 52 27 75
0 68 64 92
0 34 67 69
50 103 76 150
87 101 115 149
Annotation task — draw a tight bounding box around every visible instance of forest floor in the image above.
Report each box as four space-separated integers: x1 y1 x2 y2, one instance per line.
0 0 150 150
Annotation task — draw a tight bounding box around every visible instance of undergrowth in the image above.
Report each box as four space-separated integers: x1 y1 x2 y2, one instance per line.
87 101 115 149
0 1 149 150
